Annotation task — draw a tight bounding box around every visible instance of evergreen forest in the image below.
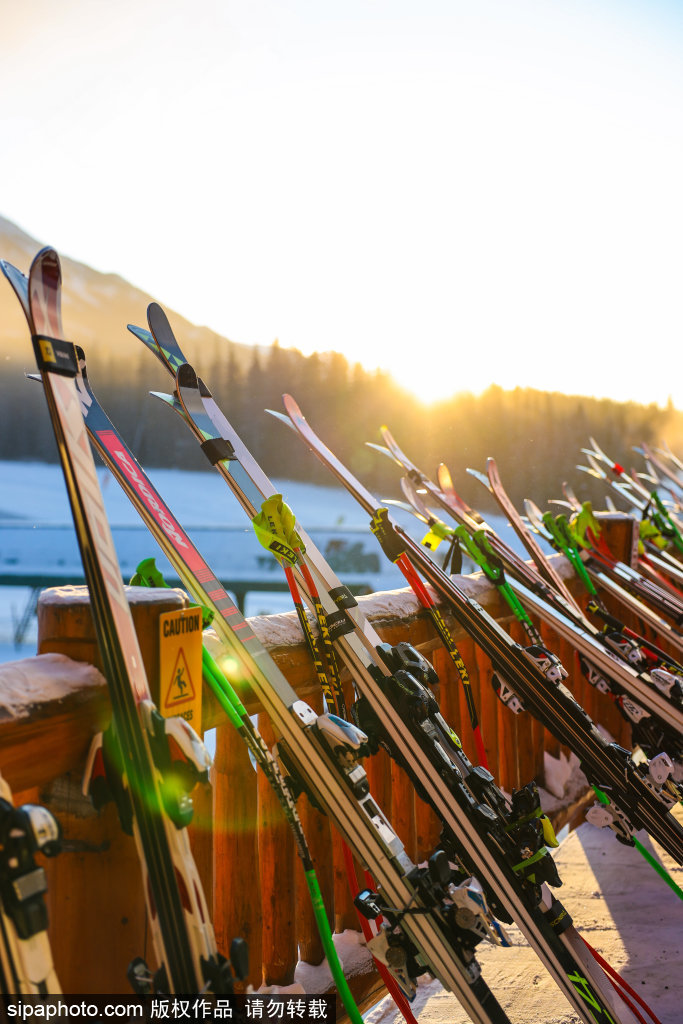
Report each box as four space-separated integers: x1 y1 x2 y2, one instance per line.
0 336 679 514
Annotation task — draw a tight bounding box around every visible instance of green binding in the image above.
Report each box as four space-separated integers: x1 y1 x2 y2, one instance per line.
251 494 304 567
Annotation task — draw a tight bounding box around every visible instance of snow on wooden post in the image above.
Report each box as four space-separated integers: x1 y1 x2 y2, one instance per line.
0 654 108 792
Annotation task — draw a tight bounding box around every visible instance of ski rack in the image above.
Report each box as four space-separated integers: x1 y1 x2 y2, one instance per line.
121 304 645 1024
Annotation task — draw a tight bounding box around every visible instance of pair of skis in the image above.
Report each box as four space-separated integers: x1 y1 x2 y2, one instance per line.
1 250 240 995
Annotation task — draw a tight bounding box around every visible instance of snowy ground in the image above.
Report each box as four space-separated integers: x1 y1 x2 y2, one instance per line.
360 812 683 1024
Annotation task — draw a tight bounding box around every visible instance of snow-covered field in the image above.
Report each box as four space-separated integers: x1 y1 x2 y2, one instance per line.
0 459 536 663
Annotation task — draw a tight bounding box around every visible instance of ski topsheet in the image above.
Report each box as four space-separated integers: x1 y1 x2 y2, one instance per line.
124 306 641 1024
1 250 228 994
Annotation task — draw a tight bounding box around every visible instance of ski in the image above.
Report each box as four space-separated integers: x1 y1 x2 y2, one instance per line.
464 464 683 755
638 442 683 503
1 250 237 995
126 306 641 1024
0 773 61 995
555 492 683 628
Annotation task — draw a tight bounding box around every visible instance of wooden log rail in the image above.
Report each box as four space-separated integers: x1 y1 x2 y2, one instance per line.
1 541 672 1007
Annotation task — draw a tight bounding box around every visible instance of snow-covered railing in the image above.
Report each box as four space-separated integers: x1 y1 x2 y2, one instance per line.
0 560 652 1007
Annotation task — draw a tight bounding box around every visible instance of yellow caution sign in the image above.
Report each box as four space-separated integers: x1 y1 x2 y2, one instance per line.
159 606 203 729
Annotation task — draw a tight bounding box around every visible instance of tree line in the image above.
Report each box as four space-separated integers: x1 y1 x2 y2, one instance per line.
0 338 678 514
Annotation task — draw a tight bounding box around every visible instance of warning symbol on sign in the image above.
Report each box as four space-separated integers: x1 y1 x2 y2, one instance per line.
165 648 196 707
159 607 202 725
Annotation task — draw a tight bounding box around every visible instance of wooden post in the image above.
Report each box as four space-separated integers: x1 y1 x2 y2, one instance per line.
390 761 417 861
36 584 198 993
539 620 562 759
295 690 335 967
212 721 262 990
37 584 188 700
258 712 297 987
332 675 362 935
473 643 500 780
43 785 156 993
332 825 361 935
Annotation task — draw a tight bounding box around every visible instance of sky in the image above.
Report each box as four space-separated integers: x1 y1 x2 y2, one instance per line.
2 0 683 406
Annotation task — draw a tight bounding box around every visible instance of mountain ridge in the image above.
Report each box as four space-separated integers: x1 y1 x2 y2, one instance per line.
0 213 261 374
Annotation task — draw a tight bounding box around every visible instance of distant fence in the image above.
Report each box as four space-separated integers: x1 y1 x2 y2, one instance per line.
0 522 399 644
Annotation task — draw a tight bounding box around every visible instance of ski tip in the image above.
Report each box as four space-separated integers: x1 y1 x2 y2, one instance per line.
264 405 296 430
128 323 153 342
382 497 420 515
366 441 395 461
176 362 198 389
282 393 304 419
465 467 491 489
436 462 454 489
0 260 26 288
31 246 61 279
150 390 180 409
147 300 167 324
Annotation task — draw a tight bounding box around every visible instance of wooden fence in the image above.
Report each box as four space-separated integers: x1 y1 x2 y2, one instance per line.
2 548 672 1010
